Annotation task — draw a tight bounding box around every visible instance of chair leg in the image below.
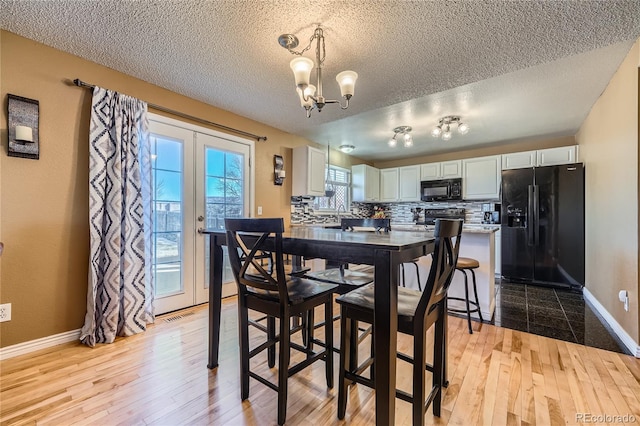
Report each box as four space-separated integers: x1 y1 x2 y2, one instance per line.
470 269 483 323
267 316 276 368
432 316 445 417
337 312 352 420
278 314 291 426
349 319 358 373
324 299 334 389
238 301 250 400
400 263 406 287
461 270 473 334
306 309 315 357
412 326 427 426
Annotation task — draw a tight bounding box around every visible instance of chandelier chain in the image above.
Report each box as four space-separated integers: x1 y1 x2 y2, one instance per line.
282 32 326 66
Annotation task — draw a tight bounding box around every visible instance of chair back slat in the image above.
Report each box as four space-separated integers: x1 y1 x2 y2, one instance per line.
415 219 463 319
225 218 289 303
341 218 391 232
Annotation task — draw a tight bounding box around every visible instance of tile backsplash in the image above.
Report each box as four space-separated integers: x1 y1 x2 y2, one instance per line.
290 197 491 225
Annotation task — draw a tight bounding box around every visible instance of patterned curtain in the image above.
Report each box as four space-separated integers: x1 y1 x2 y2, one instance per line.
80 87 154 347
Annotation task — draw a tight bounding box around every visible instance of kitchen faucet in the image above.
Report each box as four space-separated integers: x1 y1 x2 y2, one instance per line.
337 204 347 220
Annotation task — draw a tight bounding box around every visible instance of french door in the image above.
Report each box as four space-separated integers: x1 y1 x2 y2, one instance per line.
149 114 253 315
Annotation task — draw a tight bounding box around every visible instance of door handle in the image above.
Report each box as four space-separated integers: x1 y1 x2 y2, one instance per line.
527 185 534 246
197 227 204 234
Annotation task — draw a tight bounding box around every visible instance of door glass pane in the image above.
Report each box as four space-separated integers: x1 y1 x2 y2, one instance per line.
204 148 245 287
152 136 184 298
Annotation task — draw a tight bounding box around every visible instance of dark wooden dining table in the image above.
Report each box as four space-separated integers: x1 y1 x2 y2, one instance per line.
203 226 435 426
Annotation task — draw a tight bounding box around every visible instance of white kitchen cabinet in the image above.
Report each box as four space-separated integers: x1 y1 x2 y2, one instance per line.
398 165 421 201
537 145 578 166
502 150 537 170
420 162 440 180
502 145 579 170
462 155 501 200
292 145 326 197
380 168 399 202
352 164 380 202
420 160 462 180
441 160 463 178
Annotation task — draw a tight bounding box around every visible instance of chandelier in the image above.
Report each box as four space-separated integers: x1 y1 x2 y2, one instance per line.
431 115 469 141
388 126 413 148
278 26 358 118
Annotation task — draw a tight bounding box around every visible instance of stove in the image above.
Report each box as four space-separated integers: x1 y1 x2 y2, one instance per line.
415 208 465 225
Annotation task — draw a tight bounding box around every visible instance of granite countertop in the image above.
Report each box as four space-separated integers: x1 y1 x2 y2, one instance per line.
391 222 500 234
292 222 499 233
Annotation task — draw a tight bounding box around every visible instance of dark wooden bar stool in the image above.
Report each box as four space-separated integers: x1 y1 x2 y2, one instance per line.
448 257 483 334
225 218 337 426
336 219 463 426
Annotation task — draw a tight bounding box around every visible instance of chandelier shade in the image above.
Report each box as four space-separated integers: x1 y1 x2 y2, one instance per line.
279 25 357 118
290 57 314 87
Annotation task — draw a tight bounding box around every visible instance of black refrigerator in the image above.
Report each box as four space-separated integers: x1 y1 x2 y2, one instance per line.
501 163 584 289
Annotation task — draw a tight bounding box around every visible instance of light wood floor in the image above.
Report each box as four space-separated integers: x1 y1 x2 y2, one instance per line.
1 298 639 425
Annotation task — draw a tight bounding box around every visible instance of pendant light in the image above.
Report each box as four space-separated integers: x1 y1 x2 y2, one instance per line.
324 145 335 198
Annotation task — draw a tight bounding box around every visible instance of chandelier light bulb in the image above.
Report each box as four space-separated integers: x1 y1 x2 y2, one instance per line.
403 136 413 148
336 70 358 98
297 84 316 108
442 130 452 141
431 127 442 137
388 137 397 147
289 57 314 88
458 122 469 134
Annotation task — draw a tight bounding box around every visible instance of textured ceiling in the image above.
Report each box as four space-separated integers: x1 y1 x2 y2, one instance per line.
1 1 640 160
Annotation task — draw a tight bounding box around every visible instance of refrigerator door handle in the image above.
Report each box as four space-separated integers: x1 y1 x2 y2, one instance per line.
533 185 540 246
527 185 535 246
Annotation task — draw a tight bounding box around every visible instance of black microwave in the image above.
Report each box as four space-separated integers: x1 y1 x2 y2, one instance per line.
420 178 462 201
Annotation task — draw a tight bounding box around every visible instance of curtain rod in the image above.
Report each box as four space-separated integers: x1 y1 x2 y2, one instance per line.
72 79 267 142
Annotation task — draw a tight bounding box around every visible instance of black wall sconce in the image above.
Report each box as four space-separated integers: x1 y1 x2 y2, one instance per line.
7 94 39 160
274 155 285 185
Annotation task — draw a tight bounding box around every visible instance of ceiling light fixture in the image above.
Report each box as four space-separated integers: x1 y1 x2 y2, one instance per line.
279 26 358 118
388 126 413 148
339 144 355 153
431 115 469 140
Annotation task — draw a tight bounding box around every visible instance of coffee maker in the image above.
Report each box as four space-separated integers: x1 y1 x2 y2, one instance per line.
482 203 501 224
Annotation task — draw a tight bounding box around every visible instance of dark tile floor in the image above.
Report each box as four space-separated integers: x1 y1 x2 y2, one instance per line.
491 280 628 354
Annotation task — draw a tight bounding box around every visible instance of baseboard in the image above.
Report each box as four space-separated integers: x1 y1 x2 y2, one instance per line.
0 329 81 361
583 288 640 358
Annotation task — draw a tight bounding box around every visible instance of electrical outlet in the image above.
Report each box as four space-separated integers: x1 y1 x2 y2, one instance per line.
0 303 11 322
257 206 263 216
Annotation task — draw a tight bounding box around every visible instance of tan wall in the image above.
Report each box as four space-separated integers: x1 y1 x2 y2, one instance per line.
576 39 639 343
0 31 365 347
373 135 576 169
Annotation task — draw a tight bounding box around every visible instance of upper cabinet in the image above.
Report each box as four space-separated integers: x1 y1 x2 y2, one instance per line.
537 145 578 166
502 145 579 170
502 150 536 170
352 164 380 202
462 155 501 200
420 160 462 181
398 165 421 201
380 168 399 202
292 145 326 197
379 166 421 202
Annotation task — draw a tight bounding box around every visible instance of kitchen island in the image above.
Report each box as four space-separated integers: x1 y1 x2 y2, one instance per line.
392 224 498 320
